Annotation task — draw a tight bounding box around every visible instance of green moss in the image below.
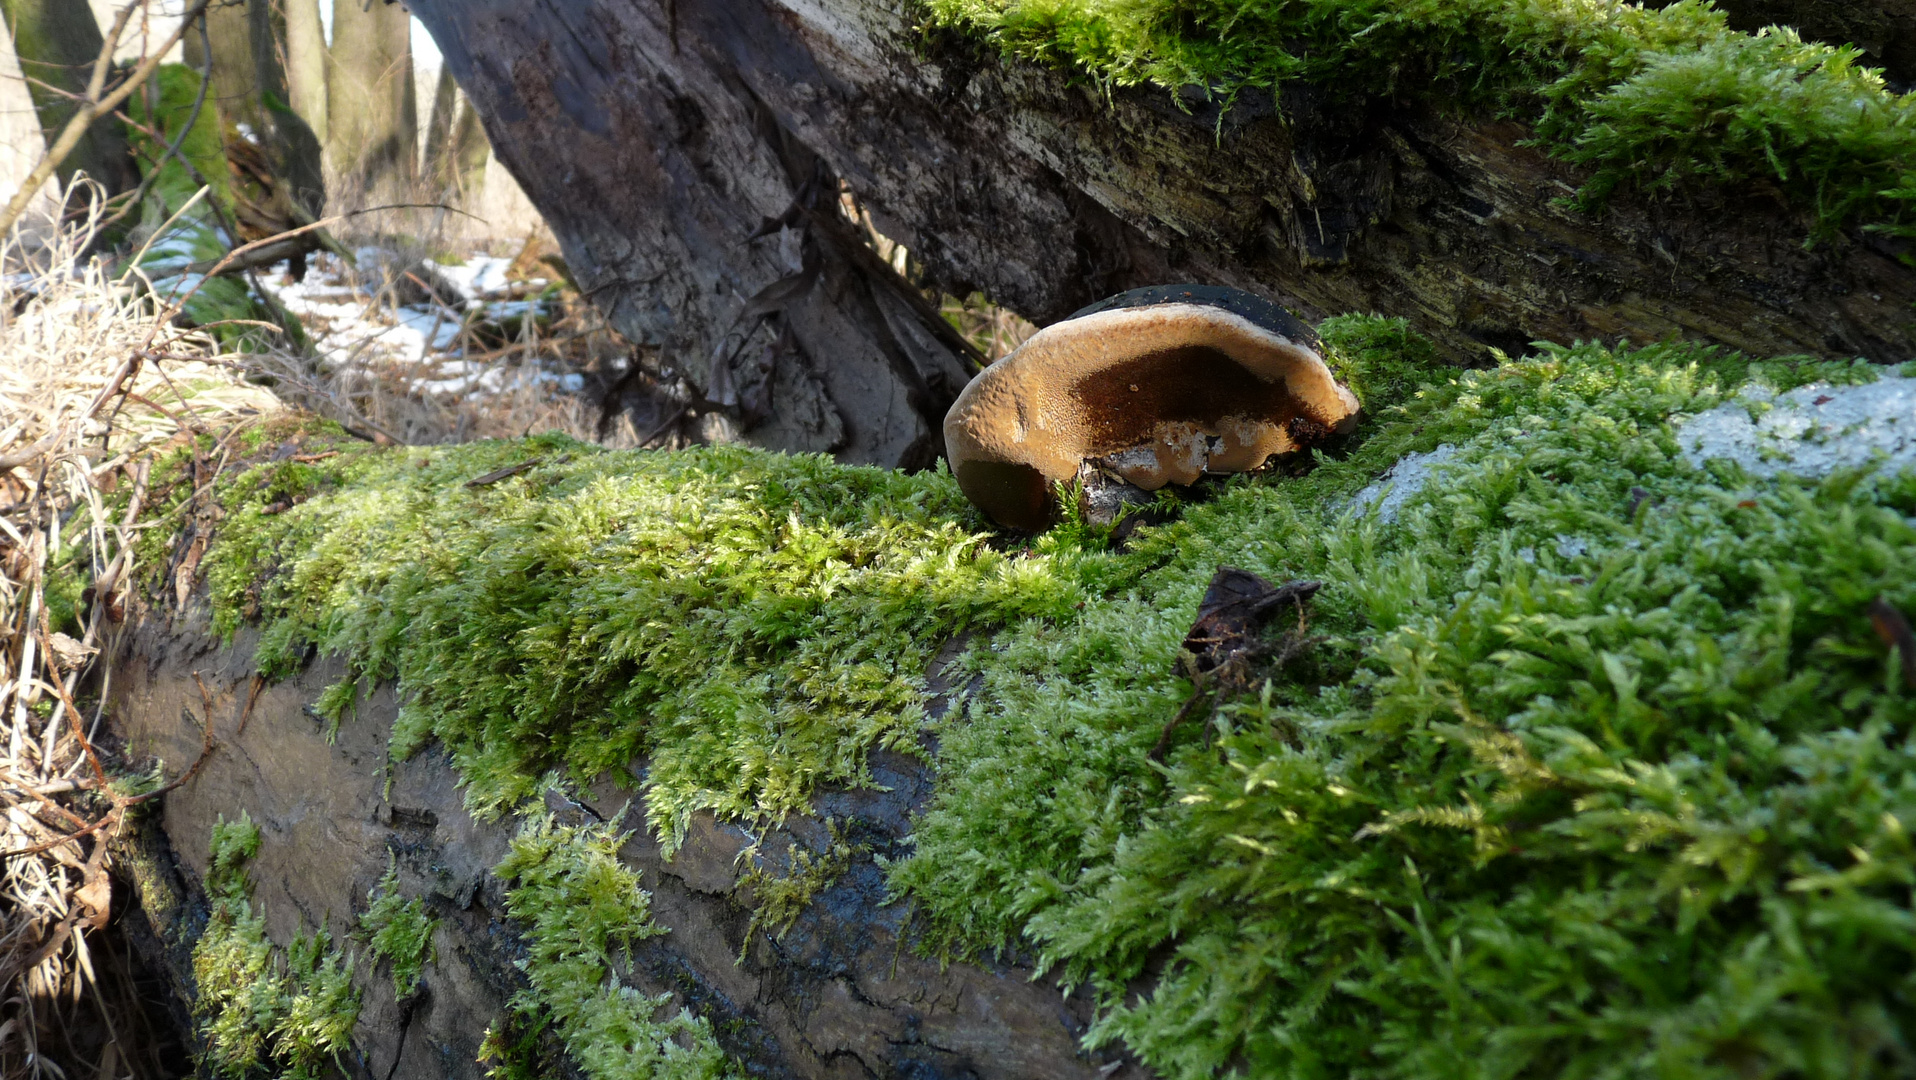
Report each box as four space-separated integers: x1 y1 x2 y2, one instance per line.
125 64 230 214
192 813 362 1080
735 819 863 959
1319 312 1450 413
203 432 1076 837
478 1014 551 1080
920 0 1916 241
495 814 740 1080
193 315 1916 1077
41 555 87 637
897 342 1916 1078
205 812 262 897
360 860 438 999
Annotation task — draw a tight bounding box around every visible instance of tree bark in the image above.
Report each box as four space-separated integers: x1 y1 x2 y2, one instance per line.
326 0 414 204
179 0 261 124
282 0 327 151
0 0 137 197
405 0 1916 470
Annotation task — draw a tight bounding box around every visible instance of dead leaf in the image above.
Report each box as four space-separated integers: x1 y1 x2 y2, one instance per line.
1151 568 1323 761
44 632 95 673
74 872 109 930
1180 568 1321 687
1869 595 1916 688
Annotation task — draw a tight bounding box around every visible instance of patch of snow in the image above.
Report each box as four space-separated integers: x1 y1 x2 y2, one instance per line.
151 272 209 302
481 299 546 319
250 249 589 409
1679 375 1916 479
425 256 515 302
1351 444 1462 523
393 305 465 352
1554 535 1589 559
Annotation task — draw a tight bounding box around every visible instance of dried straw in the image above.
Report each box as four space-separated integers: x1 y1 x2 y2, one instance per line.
0 181 276 1079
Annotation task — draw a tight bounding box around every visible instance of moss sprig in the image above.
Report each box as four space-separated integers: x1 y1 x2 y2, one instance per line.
360 860 438 999
495 814 740 1080
192 814 362 1080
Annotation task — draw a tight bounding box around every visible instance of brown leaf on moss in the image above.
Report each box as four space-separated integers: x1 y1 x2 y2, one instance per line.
1151 568 1322 761
1868 595 1916 689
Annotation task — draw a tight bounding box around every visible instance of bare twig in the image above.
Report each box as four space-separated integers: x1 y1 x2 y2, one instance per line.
99 7 214 230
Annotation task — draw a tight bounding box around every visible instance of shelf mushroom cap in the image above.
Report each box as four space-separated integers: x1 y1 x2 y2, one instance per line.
943 285 1360 531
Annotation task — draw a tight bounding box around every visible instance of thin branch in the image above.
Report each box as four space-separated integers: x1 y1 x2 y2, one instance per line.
32 622 106 790
99 11 214 230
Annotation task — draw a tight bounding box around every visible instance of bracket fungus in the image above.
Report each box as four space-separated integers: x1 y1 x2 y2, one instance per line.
943 284 1361 530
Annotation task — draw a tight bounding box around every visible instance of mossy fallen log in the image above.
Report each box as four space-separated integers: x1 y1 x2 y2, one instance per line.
403 0 1915 468
110 615 1127 1079
101 317 1916 1078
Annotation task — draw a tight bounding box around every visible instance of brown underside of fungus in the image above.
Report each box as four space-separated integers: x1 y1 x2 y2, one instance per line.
943 289 1361 530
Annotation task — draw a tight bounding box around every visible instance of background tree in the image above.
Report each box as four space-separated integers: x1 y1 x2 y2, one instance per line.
182 0 323 216
0 0 137 198
420 62 453 188
281 0 326 167
421 65 487 202
326 0 413 204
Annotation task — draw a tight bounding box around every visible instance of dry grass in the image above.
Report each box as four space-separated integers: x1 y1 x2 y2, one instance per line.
0 183 278 1078
939 292 1037 361
0 176 640 1074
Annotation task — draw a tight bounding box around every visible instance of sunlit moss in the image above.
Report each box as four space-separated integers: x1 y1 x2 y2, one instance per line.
920 0 1916 242
190 316 1916 1077
204 432 1079 837
495 815 739 1080
734 818 862 960
360 860 438 999
900 342 1916 1078
192 813 361 1080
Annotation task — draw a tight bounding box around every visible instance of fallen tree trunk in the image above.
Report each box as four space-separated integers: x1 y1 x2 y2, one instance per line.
109 609 1137 1080
407 0 1916 468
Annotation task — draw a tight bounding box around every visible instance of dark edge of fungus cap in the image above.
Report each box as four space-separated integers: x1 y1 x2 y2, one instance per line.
944 284 1360 531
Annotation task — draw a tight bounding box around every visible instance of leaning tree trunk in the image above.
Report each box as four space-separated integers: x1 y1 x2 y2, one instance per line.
0 0 137 198
406 0 1916 469
326 0 415 205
